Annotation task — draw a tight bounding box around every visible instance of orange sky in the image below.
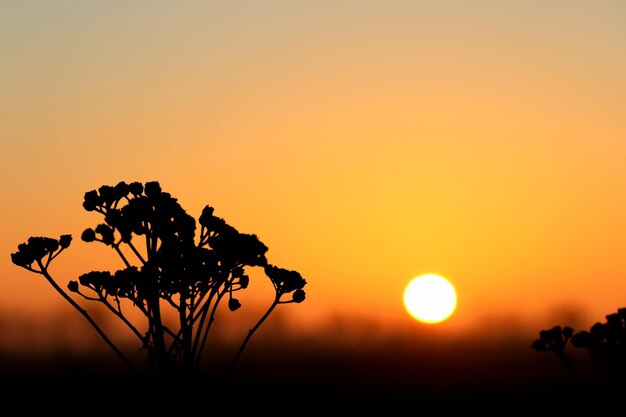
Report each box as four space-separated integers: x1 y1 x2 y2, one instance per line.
2 1 626 351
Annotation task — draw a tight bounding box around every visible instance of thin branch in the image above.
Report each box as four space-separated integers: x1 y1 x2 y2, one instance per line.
37 261 139 375
222 296 281 383
194 289 228 367
98 295 148 347
44 252 54 269
163 294 179 310
190 287 219 356
48 247 66 264
19 265 42 274
126 241 146 265
113 243 132 268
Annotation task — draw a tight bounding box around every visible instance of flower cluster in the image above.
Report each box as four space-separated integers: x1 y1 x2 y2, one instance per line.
532 325 573 352
74 181 296 307
11 235 72 272
265 264 307 303
532 325 574 364
569 309 626 372
533 308 626 385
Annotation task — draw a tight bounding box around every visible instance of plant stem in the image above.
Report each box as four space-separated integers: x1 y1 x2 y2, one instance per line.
38 262 139 374
222 297 279 383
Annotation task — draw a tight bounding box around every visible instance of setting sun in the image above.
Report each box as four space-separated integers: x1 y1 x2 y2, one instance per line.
403 274 457 324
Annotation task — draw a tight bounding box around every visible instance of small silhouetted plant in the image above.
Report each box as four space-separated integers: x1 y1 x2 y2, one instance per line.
533 308 626 388
11 180 307 383
531 325 580 384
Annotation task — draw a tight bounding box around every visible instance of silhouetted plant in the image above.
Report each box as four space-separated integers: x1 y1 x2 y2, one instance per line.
531 325 580 383
533 308 626 388
11 180 307 383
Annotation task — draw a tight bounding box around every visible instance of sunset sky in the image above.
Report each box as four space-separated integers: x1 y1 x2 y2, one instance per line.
2 1 626 360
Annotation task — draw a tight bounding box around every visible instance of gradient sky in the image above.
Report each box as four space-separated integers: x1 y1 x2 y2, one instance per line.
2 0 626 348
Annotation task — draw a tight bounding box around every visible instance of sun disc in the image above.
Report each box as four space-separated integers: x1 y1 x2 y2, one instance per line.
403 274 457 324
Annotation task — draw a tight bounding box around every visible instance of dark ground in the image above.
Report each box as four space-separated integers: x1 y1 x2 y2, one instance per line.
2 333 622 413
